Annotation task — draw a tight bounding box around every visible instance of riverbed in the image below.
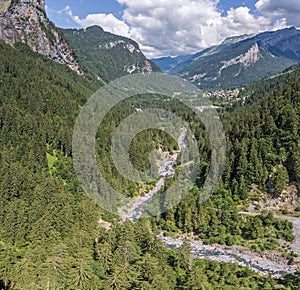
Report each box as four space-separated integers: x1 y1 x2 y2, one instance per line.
118 129 187 221
161 235 299 278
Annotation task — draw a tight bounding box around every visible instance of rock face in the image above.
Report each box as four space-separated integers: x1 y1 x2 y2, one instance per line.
0 0 82 74
169 27 300 89
219 43 260 75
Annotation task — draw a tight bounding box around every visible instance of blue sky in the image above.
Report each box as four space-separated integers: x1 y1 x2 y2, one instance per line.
46 0 124 28
46 0 258 28
45 0 299 57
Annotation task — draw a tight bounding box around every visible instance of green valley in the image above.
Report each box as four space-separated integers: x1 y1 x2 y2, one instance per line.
0 0 300 289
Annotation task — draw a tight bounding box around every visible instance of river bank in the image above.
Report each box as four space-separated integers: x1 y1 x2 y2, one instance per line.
161 235 300 278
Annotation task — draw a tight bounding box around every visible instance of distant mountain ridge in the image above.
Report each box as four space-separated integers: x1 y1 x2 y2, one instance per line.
62 26 160 82
152 34 255 74
151 55 191 73
167 27 300 89
221 33 255 45
0 1 159 81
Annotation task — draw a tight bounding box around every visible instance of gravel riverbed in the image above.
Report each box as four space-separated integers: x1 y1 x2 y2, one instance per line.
162 236 300 278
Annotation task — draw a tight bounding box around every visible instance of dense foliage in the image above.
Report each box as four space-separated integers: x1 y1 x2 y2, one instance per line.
0 41 100 289
156 63 300 249
62 26 160 83
0 40 300 289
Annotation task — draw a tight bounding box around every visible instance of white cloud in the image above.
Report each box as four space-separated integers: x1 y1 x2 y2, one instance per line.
256 0 300 27
60 0 297 57
216 6 282 41
74 13 130 36
117 0 285 57
119 0 222 56
61 5 130 36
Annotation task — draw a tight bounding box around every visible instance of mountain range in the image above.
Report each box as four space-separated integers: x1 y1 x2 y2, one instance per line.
0 0 159 82
62 26 160 83
153 27 300 89
1 1 299 90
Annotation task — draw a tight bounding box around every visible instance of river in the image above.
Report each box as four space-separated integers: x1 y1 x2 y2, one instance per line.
118 129 187 221
161 235 299 278
113 130 300 277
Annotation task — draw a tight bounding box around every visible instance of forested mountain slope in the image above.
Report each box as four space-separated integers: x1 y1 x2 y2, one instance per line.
0 40 101 289
62 26 161 82
1 39 300 289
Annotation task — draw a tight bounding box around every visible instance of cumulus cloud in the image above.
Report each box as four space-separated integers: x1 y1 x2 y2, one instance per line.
255 0 300 27
120 0 222 56
216 6 284 41
117 0 284 57
60 0 297 57
61 5 129 36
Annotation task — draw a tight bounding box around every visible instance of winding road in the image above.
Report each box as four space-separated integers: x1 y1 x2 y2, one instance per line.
240 211 300 255
275 215 300 255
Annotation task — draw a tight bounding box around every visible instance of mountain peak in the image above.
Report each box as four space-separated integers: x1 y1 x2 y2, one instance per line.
221 33 255 45
283 26 297 31
0 0 83 74
85 25 105 33
19 0 45 10
168 27 300 89
62 26 160 82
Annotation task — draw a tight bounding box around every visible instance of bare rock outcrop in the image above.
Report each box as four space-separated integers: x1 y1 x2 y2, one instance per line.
0 0 83 74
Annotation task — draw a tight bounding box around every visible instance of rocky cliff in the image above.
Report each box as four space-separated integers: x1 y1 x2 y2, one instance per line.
169 27 300 89
0 0 83 74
